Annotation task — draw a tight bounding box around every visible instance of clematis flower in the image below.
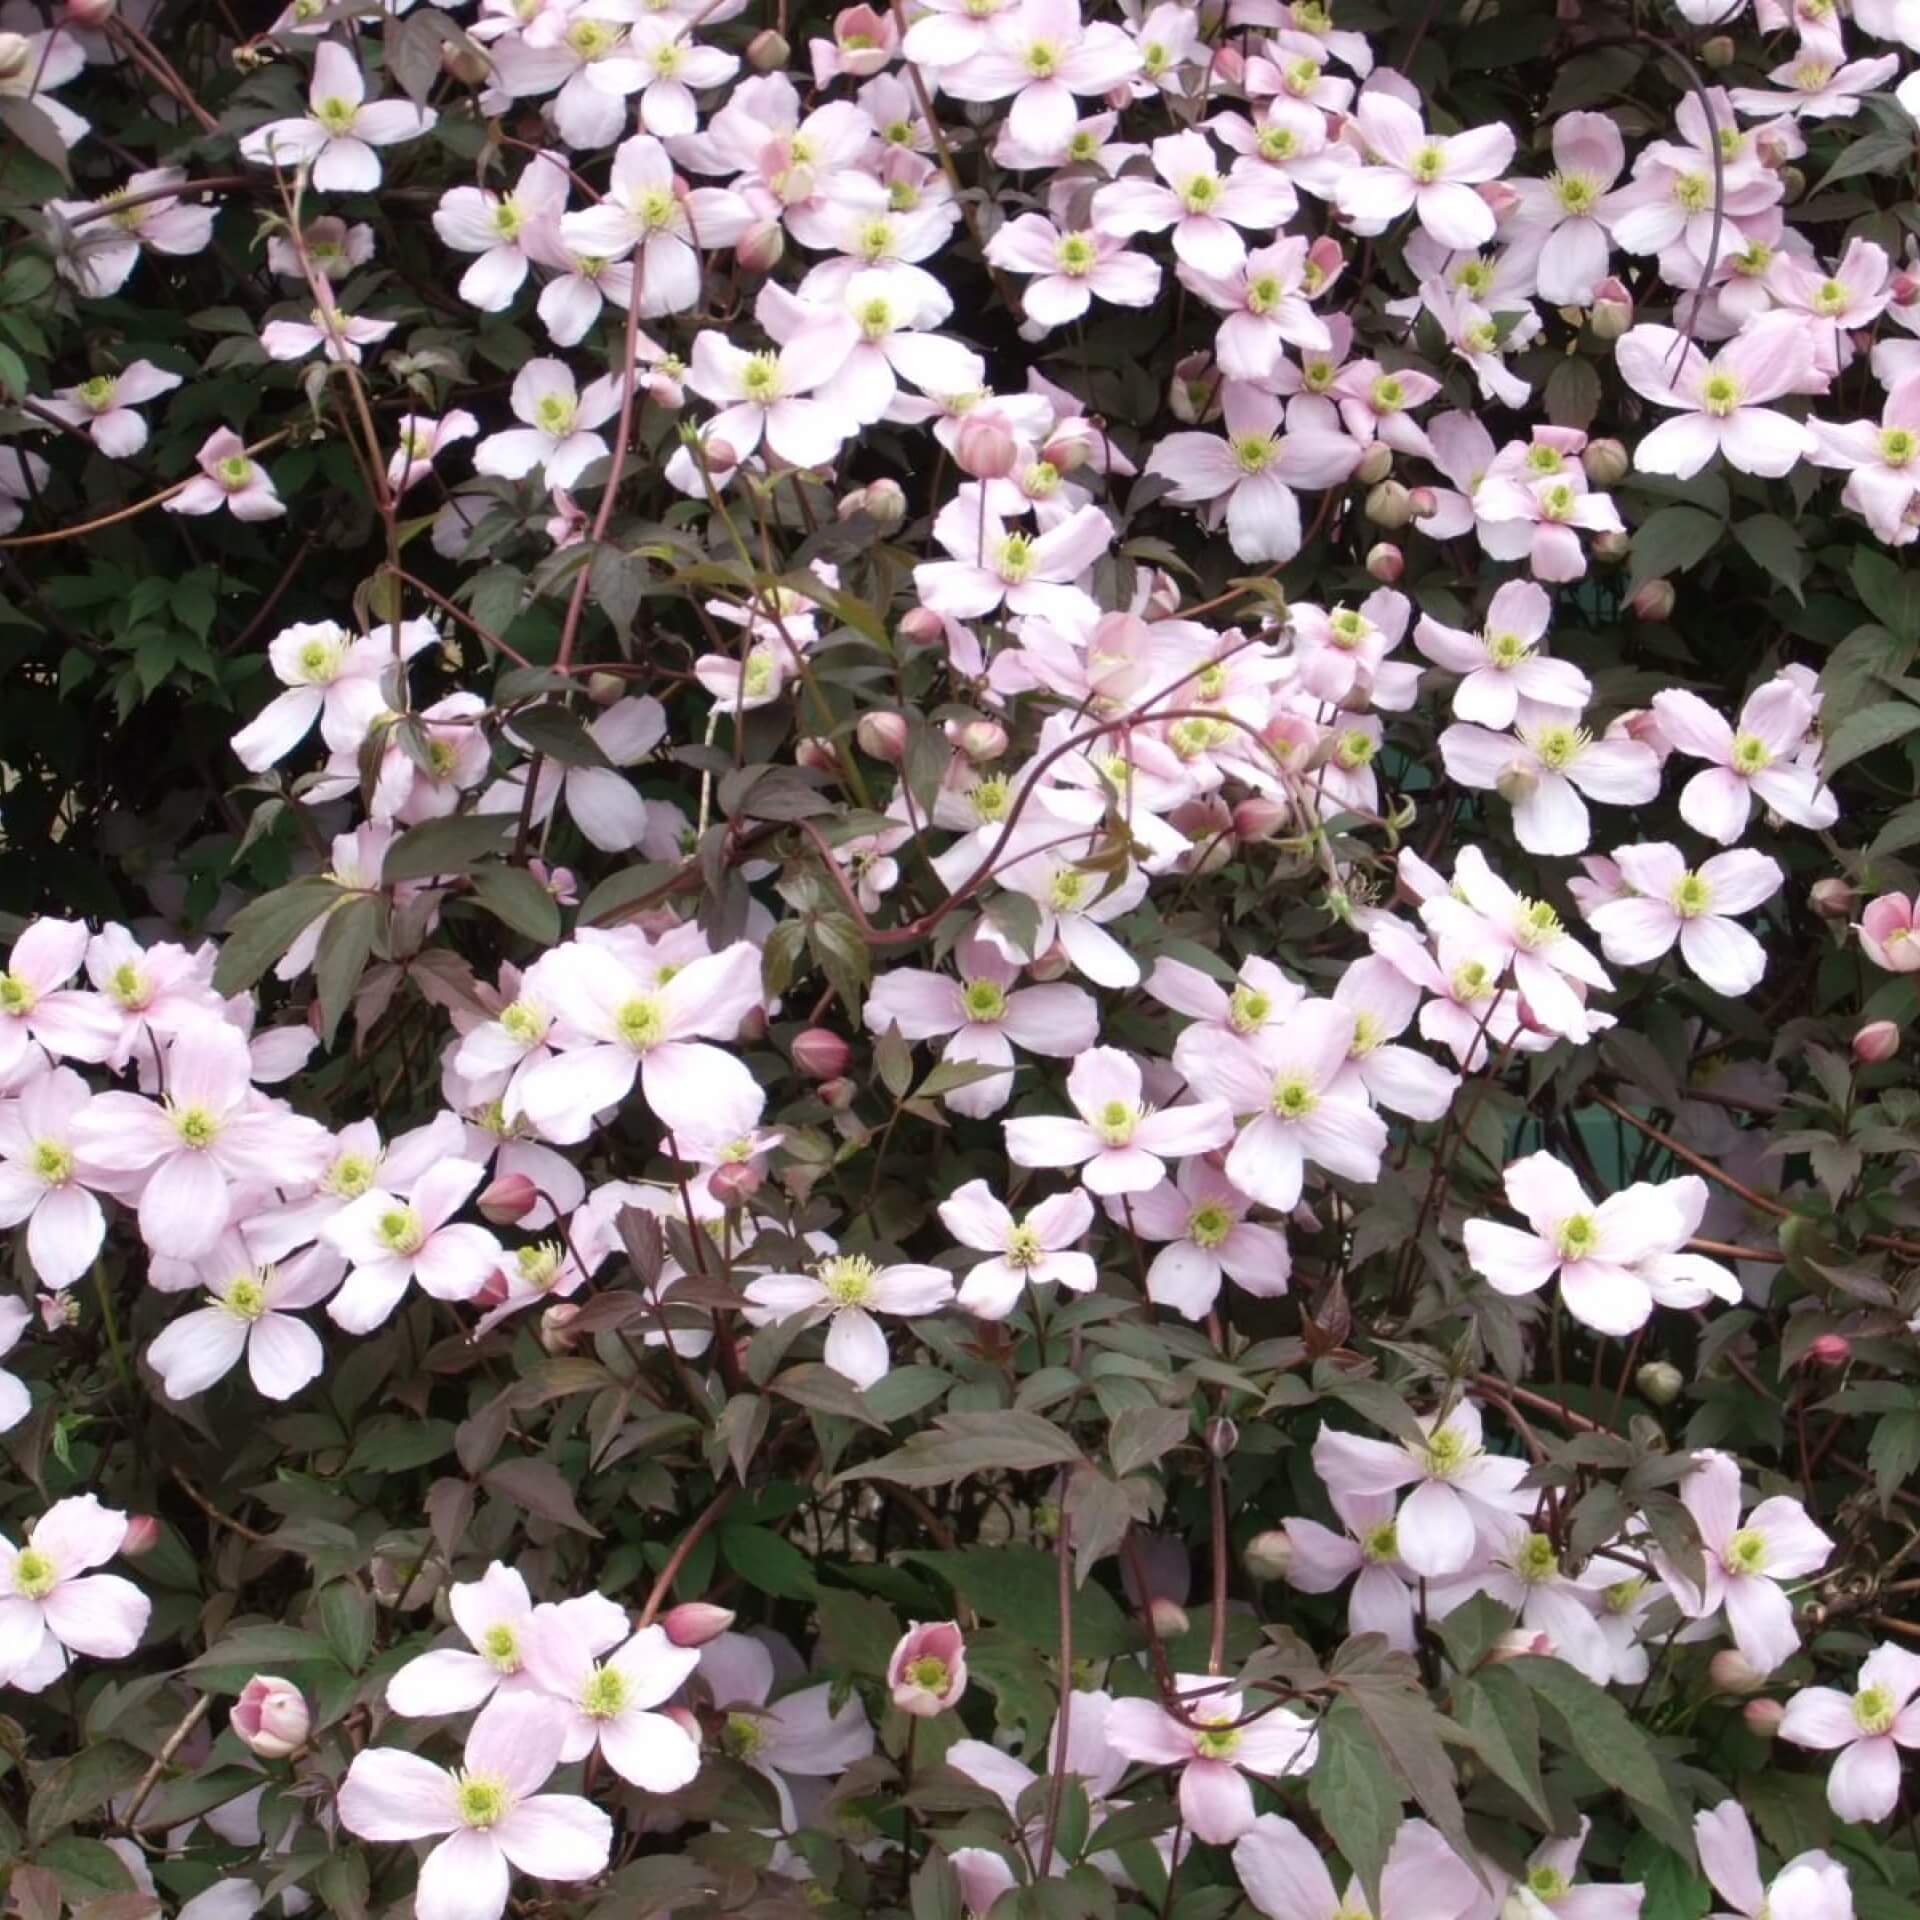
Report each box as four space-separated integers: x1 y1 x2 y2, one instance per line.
1695 1799 1854 1920
474 359 623 492
914 497 1113 626
1117 1158 1290 1320
434 156 570 312
1279 1487 1417 1652
1779 1643 1920 1824
0 921 117 1078
888 1620 967 1717
1440 705 1661 856
1235 1813 1482 1920
323 1158 503 1333
239 41 436 192
699 1629 875 1820
166 429 284 521
1651 1450 1834 1675
259 303 396 366
0 1494 151 1691
50 168 215 298
0 1065 115 1290
1106 1674 1317 1844
984 214 1161 329
521 1616 702 1789
939 0 1142 152
336 1692 612 1920
393 1563 545 1717
1857 891 1920 972
1335 91 1516 248
1004 1047 1234 1198
1092 128 1294 274
1615 322 1817 479
1413 581 1591 729
1650 681 1838 843
36 359 181 457
1503 111 1628 305
1495 1818 1644 1920
389 412 482 493
483 697 667 854
232 618 438 773
938 1179 1097 1318
1810 375 1920 542
146 1237 343 1402
1585 843 1782 997
743 1251 954 1389
685 327 856 472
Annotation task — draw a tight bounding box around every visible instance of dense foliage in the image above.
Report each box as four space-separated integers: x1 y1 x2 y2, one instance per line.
4 1 1920 1918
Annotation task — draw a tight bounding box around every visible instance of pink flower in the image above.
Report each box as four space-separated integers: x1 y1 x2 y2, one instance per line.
1336 91 1515 249
1811 376 1920 543
1184 237 1332 385
1279 1487 1417 1651
1695 1799 1853 1920
232 1675 310 1759
698 1629 875 1812
323 1158 503 1332
1235 1813 1481 1920
0 1494 151 1691
0 1066 113 1289
1650 681 1838 843
474 358 623 492
259 302 396 366
1857 891 1920 972
0 1294 29 1434
1004 1046 1234 1198
36 359 181 457
1 919 120 1078
1093 129 1294 275
51 168 214 298
1616 322 1818 480
521 1616 702 1790
434 156 570 312
938 1179 1097 1319
389 411 482 493
1106 1674 1317 1844
1413 581 1591 729
1496 1819 1643 1920
685 322 857 473
1652 1451 1834 1675
887 1620 967 1717
166 428 285 521
1441 702 1661 856
743 1250 954 1389
939 0 1142 153
914 497 1113 626
1586 843 1782 997
1780 1643 1920 1823
336 1692 612 1920
1503 111 1628 306
76 1022 331 1260
232 617 438 773
984 214 1161 329
146 1236 342 1401
1119 1158 1290 1321
239 40 436 192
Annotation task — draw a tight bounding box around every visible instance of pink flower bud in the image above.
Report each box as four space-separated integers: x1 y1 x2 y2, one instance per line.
708 1160 762 1209
1476 180 1518 222
1028 943 1073 984
1629 579 1675 622
898 606 944 647
856 710 910 763
1579 438 1629 489
442 41 490 85
1406 487 1437 519
661 1601 737 1648
1305 235 1346 294
539 1303 584 1354
1233 795 1291 842
120 1515 161 1558
1893 272 1920 308
703 439 739 475
1590 529 1630 564
1206 1415 1237 1459
1149 1598 1191 1640
62 0 118 22
1364 481 1412 528
1042 422 1097 473
747 27 791 68
478 1172 539 1227
232 1676 310 1759
889 1619 968 1717
1210 44 1244 87
836 486 872 522
947 718 1008 762
832 5 894 74
1809 878 1854 919
862 477 907 525
1853 1020 1900 1065
1588 277 1633 341
0 31 33 78
818 1075 858 1110
1365 542 1404 584
1243 1530 1293 1581
1743 1697 1784 1738
1169 351 1216 424
1806 1332 1852 1368
735 221 784 274
645 371 685 410
1485 1628 1555 1665
1354 443 1394 485
1710 1649 1768 1695
795 735 839 774
954 413 1018 479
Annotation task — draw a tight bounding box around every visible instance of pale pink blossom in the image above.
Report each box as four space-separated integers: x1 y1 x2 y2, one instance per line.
0 1494 151 1690
1118 1157 1290 1320
685 325 856 473
51 168 214 298
984 214 1162 329
323 1158 503 1333
521 1615 702 1789
1336 91 1515 249
1650 681 1839 843
388 412 482 493
166 428 285 521
146 1236 342 1402
1 922 125 1078
1586 843 1782 997
1810 376 1920 543
1616 322 1817 479
0 1294 27 1434
1695 1799 1853 1920
1503 111 1628 305
0 1066 114 1289
259 303 396 366
1857 891 1920 972
1413 581 1590 728
1236 1813 1481 1920
939 1179 1096 1318
1440 703 1661 856
743 1251 953 1389
698 1629 875 1817
1779 1643 1920 1824
940 0 1142 153
475 358 623 492
888 1620 967 1717
915 496 1114 626
1093 129 1294 275
232 617 438 773
36 359 180 457
239 40 436 191
1279 1486 1417 1651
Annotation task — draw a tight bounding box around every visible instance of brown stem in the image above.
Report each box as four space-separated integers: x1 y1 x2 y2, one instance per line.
0 432 291 547
1035 1503 1074 1881
120 1694 216 1830
635 1483 738 1627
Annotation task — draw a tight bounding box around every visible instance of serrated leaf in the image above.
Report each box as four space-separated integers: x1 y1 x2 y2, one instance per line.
481 1458 602 1536
835 1410 1083 1489
1308 1697 1402 1916
383 811 516 881
1822 699 1920 776
469 864 562 945
1628 505 1724 596
1107 1405 1188 1477
1453 1667 1550 1823
210 880 341 996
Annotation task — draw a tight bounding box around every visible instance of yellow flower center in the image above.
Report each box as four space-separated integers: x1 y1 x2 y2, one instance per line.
1724 1526 1768 1576
1055 232 1097 277
1552 171 1599 215
819 1253 878 1307
1854 1684 1895 1735
1670 872 1714 919
1188 1202 1232 1250
13 1547 56 1599
1409 144 1445 185
905 1655 950 1690
172 1105 221 1150
1730 731 1771 775
314 96 357 136
962 978 1007 1023
1555 1212 1597 1259
581 1664 629 1718
223 1274 269 1321
1700 372 1740 418
31 1140 73 1185
1093 1100 1137 1147
1270 1075 1317 1120
482 1623 520 1671
1515 1531 1560 1584
376 1206 426 1257
615 995 666 1051
455 1774 510 1828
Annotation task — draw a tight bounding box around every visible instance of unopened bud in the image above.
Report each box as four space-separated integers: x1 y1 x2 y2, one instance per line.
861 477 906 525
120 1515 162 1558
232 1677 310 1759
1233 794 1290 841
1210 43 1244 88
582 670 623 706
1590 529 1630 564
1365 480 1412 529
478 1172 539 1227
1582 437 1630 488
1636 1360 1684 1407
1205 1416 1237 1459
1710 1648 1768 1696
0 32 31 79
1779 165 1805 203
1354 443 1394 485
1149 1598 1190 1641
1244 1530 1293 1581
1699 32 1735 67
1406 486 1437 520
1168 351 1216 425
645 370 685 410
1853 1020 1899 1065
954 413 1018 479
1806 1332 1852 1368
898 606 944 647
1629 579 1675 622
702 438 739 475
1042 423 1096 473
747 27 791 68
735 221 784 274
856 710 909 763
1743 1697 1784 1738
793 1027 852 1080
795 735 839 774
661 1601 737 1647
1305 235 1346 293
1809 877 1855 920
442 41 490 85
1485 1628 1554 1665
1893 271 1920 308
1495 756 1540 806
708 1160 762 1209
539 1303 583 1354
1365 541 1403 584
818 1075 858 1110
949 718 1008 762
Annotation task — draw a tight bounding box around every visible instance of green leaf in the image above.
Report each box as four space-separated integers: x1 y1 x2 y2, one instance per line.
1733 515 1806 604
718 1523 821 1600
1822 699 1920 777
314 893 382 1047
318 1582 376 1672
1543 357 1601 431
186 1625 337 1677
511 703 612 768
1107 1406 1188 1478
481 1458 602 1536
1852 548 1920 645
382 812 516 882
1434 1592 1516 1676
1308 1698 1402 1916
769 1362 886 1430
906 1546 1135 1659
345 1418 457 1473
1452 1667 1550 1824
835 1409 1083 1489
1869 1412 1920 1512
29 1742 150 1843
210 880 340 996
469 864 562 945
912 1850 963 1920
1628 505 1724 596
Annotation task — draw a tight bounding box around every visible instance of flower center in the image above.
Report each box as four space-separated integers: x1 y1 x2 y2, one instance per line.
1179 173 1221 214
13 1547 57 1599
0 972 35 1017
1270 1074 1317 1120
218 456 255 490
1004 1223 1043 1270
1334 728 1375 770
1362 1520 1398 1562
1515 1531 1560 1584
741 354 781 403
1424 1426 1468 1477
581 1664 629 1718
1792 59 1832 90
1723 1526 1769 1576
172 1105 221 1150
1093 1100 1137 1147
996 532 1036 583
1067 129 1099 160
223 1274 269 1321
535 392 577 435
482 1623 520 1671
1530 724 1587 772
905 1655 950 1690
1192 1723 1240 1760
328 1152 376 1198
1024 459 1060 498
567 19 618 54
1024 39 1060 75
1670 872 1714 918
517 1243 563 1290
1048 868 1089 911
314 96 357 136
1257 125 1297 160
31 1139 73 1185
1528 1866 1570 1901
1881 427 1916 467
77 375 117 410
1555 1212 1597 1259
1552 171 1599 215
500 999 546 1046
1231 433 1276 474
637 187 678 230
1054 232 1097 277
962 977 1008 1023
1282 56 1320 95
1245 275 1281 315
1603 1576 1645 1614
1408 143 1445 185
1451 959 1494 1001
1730 731 1771 775
819 1253 877 1307
1350 1010 1383 1057
455 1774 511 1829
857 296 894 340
722 1711 765 1758
1486 629 1529 669
650 39 681 73
1188 1202 1232 1250
1853 1684 1895 1736
615 995 666 1051
298 638 340 680
1302 357 1334 392
1514 898 1562 948
493 200 524 239
971 775 1010 822
1525 444 1564 475
1673 172 1710 213
1700 373 1740 418
1228 985 1270 1033
376 1206 426 1257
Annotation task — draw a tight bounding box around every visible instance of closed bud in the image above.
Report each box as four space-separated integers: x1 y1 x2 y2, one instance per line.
645 370 685 410
1806 1332 1852 1368
120 1515 161 1558
861 477 906 525
1893 271 1920 308
1243 1529 1294 1582
1210 43 1244 88
735 220 784 274
1588 283 1633 341
1149 1598 1190 1641
1629 578 1675 622
1495 756 1540 806
898 606 944 647
1779 165 1805 203
1699 32 1736 67
1743 1697 1784 1738
1710 1648 1768 1695
539 1302 583 1354
795 735 839 774
1636 1360 1684 1406
954 413 1018 479
1486 1628 1555 1665
1406 486 1437 519
1043 422 1096 473
1477 179 1519 223
793 1027 852 1079
1233 794 1291 841
747 27 790 68
64 0 119 21
1305 235 1346 292
1583 436 1631 487
585 670 624 705
837 485 871 522
1809 877 1855 919
1365 480 1412 529
707 1160 761 1208
1355 442 1394 485
818 1075 858 1110
477 1171 539 1227
950 717 1008 762
1168 351 1216 424
1590 529 1630 564
1206 1415 1237 1459
442 41 490 85
703 438 739 475
856 710 910 762
661 1601 736 1647
232 1676 310 1759
1853 1020 1899 1064
1365 541 1403 584
0 33 31 79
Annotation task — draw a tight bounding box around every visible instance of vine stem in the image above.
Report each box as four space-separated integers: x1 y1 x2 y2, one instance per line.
1035 1499 1074 1881
635 1483 738 1626
120 1694 216 1831
0 433 291 548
